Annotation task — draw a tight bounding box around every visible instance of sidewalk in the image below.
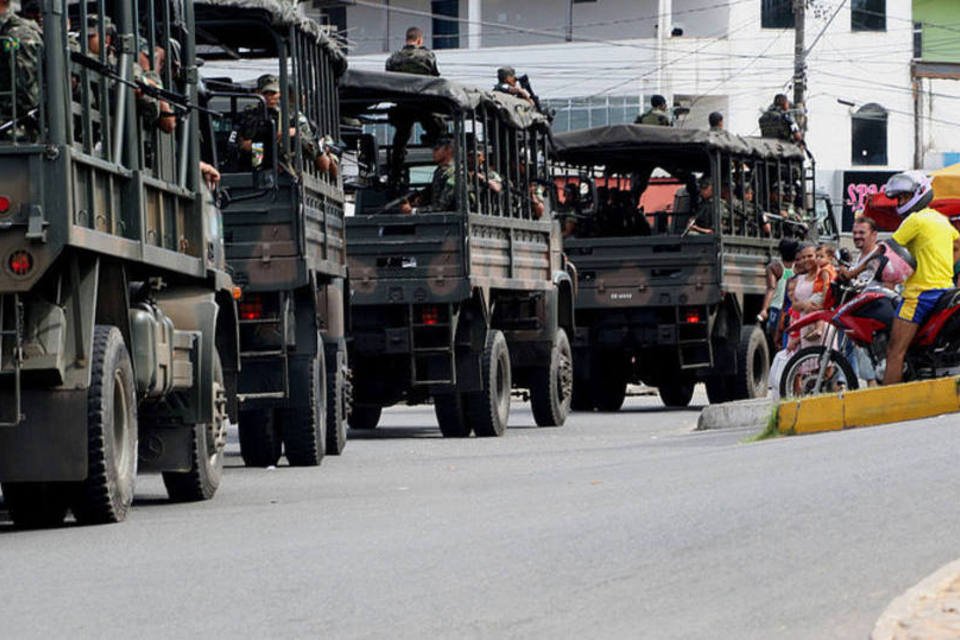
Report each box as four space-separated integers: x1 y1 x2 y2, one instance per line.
873 560 960 639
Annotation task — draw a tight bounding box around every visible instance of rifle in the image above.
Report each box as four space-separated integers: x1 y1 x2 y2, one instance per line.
517 74 555 122
0 108 38 134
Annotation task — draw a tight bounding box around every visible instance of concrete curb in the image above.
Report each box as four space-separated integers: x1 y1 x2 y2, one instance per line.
777 376 960 435
696 398 774 431
872 559 960 639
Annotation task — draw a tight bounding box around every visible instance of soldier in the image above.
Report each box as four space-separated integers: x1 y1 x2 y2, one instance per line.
235 74 292 171
399 135 456 214
0 0 41 137
635 95 671 126
709 111 723 132
758 93 802 143
687 175 727 235
492 66 534 106
385 27 443 187
385 26 439 76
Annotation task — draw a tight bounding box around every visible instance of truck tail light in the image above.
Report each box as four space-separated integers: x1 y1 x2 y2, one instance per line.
238 294 263 320
684 309 702 324
420 306 440 326
8 250 33 276
0 195 10 215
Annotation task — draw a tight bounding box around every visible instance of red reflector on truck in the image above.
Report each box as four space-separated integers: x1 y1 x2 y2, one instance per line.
238 295 263 320
684 310 702 324
8 250 32 276
0 196 10 214
421 306 439 326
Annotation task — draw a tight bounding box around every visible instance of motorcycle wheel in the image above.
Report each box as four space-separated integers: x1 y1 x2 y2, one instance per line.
779 346 859 399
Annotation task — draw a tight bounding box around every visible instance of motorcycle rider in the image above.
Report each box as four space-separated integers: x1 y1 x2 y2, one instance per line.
873 172 960 385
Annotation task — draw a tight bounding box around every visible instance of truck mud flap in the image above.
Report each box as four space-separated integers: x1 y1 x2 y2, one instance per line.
0 389 88 482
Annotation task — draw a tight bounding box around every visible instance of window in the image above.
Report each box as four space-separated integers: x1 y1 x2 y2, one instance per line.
851 103 887 166
542 96 644 133
852 0 885 32
761 0 794 29
431 0 459 50
913 21 922 58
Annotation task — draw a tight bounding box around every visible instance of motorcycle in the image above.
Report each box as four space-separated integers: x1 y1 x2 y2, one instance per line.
779 249 960 399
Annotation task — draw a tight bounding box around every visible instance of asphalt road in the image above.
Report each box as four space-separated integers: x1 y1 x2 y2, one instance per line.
2 389 960 639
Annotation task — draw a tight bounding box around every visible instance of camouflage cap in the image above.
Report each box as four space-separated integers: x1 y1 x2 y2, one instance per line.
497 66 516 82
256 73 280 94
86 14 115 34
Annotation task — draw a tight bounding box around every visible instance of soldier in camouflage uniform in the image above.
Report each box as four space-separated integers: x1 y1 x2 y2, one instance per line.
635 95 671 126
687 175 727 235
399 135 456 214
236 74 310 173
385 26 443 188
493 67 534 106
758 93 802 143
0 0 41 138
385 26 439 76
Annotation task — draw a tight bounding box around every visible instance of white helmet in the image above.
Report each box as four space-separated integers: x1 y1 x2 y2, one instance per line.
883 170 934 216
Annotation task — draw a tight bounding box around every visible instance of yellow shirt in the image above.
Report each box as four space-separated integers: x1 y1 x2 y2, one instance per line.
891 208 959 298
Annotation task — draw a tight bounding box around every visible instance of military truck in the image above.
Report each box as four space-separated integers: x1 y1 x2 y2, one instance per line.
552 125 819 409
340 69 575 436
194 1 349 466
0 1 239 526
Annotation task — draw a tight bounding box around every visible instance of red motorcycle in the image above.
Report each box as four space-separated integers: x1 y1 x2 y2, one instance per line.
779 281 960 398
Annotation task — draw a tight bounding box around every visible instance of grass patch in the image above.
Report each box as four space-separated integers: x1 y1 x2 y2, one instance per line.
743 406 782 442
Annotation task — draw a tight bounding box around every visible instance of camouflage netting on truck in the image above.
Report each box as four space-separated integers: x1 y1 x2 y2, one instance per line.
193 0 347 74
339 69 550 131
552 124 805 167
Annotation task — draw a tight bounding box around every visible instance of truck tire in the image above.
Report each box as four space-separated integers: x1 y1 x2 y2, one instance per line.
658 377 695 407
238 408 282 467
1 483 71 528
732 325 770 400
325 342 348 455
704 376 733 405
71 325 138 525
466 330 511 437
348 405 381 430
163 353 227 502
530 330 573 427
592 354 626 412
571 350 594 411
280 347 326 467
434 391 472 438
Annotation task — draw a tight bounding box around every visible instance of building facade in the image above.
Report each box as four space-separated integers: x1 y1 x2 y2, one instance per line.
311 0 960 230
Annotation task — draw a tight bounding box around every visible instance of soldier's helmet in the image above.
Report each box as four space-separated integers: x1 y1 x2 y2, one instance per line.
497 66 516 83
256 74 281 94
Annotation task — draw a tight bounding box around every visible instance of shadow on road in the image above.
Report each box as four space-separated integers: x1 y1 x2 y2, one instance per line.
348 426 441 440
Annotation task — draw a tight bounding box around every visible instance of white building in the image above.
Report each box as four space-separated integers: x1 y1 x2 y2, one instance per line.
309 0 960 230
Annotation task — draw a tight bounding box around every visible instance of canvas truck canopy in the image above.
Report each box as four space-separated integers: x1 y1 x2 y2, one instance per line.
339 69 550 131
552 124 805 169
194 0 347 73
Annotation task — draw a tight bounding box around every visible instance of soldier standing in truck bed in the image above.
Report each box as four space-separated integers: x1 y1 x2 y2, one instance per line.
385 26 440 76
0 0 41 137
759 93 802 143
385 26 444 187
635 95 671 126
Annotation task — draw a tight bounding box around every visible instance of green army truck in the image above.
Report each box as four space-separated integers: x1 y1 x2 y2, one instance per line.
340 69 575 436
195 1 350 467
0 1 239 526
552 125 824 409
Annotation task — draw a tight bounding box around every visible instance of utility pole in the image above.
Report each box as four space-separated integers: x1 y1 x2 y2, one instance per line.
793 0 806 132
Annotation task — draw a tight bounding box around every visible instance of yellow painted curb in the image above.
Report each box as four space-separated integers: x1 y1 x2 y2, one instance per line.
777 376 960 435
